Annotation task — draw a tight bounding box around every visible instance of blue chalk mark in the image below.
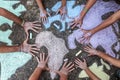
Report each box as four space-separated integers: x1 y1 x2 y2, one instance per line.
44 1 84 32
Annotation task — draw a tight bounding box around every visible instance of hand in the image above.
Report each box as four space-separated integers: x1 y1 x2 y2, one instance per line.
23 21 41 37
39 9 50 24
20 39 39 54
75 58 87 70
56 6 67 20
36 53 49 70
69 16 83 29
84 45 99 56
54 61 74 78
79 29 92 44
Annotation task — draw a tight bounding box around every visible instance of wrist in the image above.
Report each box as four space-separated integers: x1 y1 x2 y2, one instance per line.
60 75 68 80
21 20 25 27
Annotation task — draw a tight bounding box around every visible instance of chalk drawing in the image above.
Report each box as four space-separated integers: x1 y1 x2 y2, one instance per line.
35 31 69 79
0 1 31 80
79 62 110 80
44 1 84 32
68 0 120 57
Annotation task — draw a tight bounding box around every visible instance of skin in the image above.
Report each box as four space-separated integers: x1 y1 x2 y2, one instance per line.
29 53 74 80
54 61 75 80
36 0 67 23
29 53 49 80
81 9 120 43
70 0 97 29
84 45 120 68
75 58 100 80
0 8 41 53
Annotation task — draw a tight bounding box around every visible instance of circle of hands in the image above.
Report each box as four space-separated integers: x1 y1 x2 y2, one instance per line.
27 44 99 77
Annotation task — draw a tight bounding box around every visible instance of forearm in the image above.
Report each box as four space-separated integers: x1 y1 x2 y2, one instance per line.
0 46 20 53
29 67 43 80
36 0 45 11
61 0 66 7
85 68 100 80
91 10 120 34
80 0 96 20
0 8 22 25
97 51 120 68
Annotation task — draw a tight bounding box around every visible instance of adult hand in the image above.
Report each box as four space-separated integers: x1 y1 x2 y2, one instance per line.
75 58 87 70
39 9 50 24
23 21 41 37
79 29 92 44
69 16 83 29
54 61 74 78
20 39 39 54
56 6 67 20
36 53 49 70
84 45 99 56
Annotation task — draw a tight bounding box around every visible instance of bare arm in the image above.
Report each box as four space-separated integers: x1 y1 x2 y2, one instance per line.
70 0 96 29
85 68 100 80
0 46 20 53
35 0 45 11
97 51 120 68
29 53 49 80
84 45 120 68
80 0 96 20
61 0 66 7
29 67 43 80
90 10 120 35
75 58 100 80
0 8 22 25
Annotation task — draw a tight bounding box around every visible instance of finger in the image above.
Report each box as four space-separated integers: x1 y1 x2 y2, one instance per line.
36 56 40 63
68 64 74 70
56 9 60 15
33 24 41 27
66 62 72 68
31 28 39 33
83 59 86 63
47 12 51 17
45 67 50 71
33 27 42 30
32 21 40 24
30 50 39 54
45 55 49 63
63 61 68 67
68 68 75 72
31 47 40 51
42 53 45 61
71 23 77 29
41 17 44 23
44 17 48 24
40 53 42 61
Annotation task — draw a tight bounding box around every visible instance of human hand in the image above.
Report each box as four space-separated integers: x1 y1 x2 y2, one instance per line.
36 53 49 70
54 61 74 78
79 29 92 44
56 6 67 20
75 58 87 70
84 45 99 56
20 39 39 54
23 21 41 37
39 9 50 24
69 16 83 29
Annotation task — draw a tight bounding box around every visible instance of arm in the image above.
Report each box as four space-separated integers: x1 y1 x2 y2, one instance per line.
0 40 39 54
54 61 74 80
0 8 22 25
29 53 49 80
84 45 120 68
75 58 100 80
90 10 120 35
35 0 45 11
61 0 66 7
0 8 41 36
0 46 20 53
80 0 96 20
70 0 96 29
